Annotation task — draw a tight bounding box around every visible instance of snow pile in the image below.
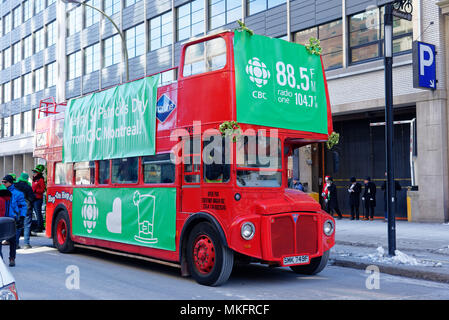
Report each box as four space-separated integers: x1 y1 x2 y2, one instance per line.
363 246 442 267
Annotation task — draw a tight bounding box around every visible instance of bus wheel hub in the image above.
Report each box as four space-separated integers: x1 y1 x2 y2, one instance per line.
193 235 215 274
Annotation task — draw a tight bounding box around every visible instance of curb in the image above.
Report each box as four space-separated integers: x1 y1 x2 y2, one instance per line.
330 256 449 284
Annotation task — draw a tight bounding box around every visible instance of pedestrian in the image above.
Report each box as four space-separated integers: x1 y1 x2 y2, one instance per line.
348 177 362 220
292 179 304 191
32 164 46 233
362 177 377 221
327 177 343 220
1 175 27 266
0 184 11 217
15 172 36 249
381 172 402 222
321 175 330 212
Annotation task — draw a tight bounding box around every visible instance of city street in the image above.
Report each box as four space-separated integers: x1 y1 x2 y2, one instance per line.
5 236 449 300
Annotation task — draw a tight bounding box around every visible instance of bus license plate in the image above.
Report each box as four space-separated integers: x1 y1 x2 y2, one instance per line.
283 255 309 266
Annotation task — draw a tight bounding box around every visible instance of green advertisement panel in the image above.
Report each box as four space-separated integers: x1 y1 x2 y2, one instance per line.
72 187 177 251
63 76 160 163
234 30 329 134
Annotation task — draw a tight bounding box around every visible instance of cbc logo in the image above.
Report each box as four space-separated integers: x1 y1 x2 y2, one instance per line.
246 57 271 88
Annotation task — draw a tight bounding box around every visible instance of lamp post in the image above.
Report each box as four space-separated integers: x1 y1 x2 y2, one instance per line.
61 0 129 82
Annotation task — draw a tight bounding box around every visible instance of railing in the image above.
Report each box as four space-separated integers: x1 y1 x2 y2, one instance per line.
38 97 67 119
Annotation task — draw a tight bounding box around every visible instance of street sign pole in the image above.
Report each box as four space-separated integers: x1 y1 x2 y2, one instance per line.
384 3 396 256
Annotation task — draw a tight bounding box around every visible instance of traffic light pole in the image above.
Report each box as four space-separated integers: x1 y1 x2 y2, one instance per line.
384 3 396 256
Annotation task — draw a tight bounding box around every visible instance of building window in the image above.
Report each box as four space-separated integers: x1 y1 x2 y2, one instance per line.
35 67 45 92
68 51 82 80
35 0 45 14
3 116 10 137
125 0 138 7
23 72 33 96
150 11 172 51
23 0 33 21
209 0 242 30
3 13 11 34
103 34 121 67
294 19 343 70
13 78 21 100
35 28 45 53
46 62 57 88
126 23 145 58
47 20 57 47
247 0 285 16
177 0 205 42
0 51 3 70
104 0 121 16
12 6 21 29
67 5 82 37
4 47 11 68
13 113 21 136
349 7 412 64
85 0 100 28
23 110 33 133
23 35 33 58
84 42 100 74
47 0 56 6
12 42 21 65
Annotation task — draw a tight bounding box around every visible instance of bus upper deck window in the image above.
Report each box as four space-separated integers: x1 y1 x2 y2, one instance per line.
183 37 227 77
143 153 175 184
111 157 138 184
55 162 73 185
99 160 110 185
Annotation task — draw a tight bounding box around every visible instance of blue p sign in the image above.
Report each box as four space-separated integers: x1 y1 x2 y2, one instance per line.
413 41 437 90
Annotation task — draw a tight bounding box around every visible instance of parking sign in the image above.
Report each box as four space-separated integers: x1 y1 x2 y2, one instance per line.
413 41 437 90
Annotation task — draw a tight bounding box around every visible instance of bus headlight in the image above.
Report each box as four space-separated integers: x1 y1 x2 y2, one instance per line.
241 222 255 240
323 220 335 236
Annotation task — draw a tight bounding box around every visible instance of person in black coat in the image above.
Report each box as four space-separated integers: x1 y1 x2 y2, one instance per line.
327 177 343 220
14 172 35 249
347 177 362 220
362 177 376 221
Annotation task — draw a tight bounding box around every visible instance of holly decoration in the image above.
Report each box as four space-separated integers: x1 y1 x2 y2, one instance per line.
236 20 254 36
219 121 242 142
326 131 340 150
306 37 322 56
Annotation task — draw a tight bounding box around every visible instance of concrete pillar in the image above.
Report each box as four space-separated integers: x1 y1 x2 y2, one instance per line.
0 157 4 178
13 154 24 176
4 156 13 176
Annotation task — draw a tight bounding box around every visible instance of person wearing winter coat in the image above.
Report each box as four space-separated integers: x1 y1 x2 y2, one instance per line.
15 172 36 249
327 177 343 220
1 175 27 266
32 165 46 232
362 177 377 221
0 184 11 217
348 177 362 220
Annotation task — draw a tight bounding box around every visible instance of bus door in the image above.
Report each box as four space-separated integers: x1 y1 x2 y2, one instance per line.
181 136 201 213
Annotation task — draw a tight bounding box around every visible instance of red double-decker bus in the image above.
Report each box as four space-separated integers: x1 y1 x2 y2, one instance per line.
34 30 335 286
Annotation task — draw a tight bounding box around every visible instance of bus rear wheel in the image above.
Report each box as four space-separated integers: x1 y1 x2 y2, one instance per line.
290 250 330 275
53 210 75 253
186 222 234 286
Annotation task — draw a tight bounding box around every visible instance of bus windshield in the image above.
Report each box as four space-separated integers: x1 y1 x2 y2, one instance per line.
236 136 282 187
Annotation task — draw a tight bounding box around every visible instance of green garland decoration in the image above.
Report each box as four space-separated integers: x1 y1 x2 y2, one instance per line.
326 131 340 150
306 37 322 56
219 121 242 143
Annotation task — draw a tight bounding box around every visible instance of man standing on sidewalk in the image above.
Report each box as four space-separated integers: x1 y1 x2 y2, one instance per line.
15 172 35 249
32 165 46 233
362 177 377 221
327 177 343 220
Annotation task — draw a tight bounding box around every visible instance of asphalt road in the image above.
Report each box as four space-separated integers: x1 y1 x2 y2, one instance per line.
4 235 449 300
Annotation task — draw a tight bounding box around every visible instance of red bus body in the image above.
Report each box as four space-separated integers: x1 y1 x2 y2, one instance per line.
34 31 335 284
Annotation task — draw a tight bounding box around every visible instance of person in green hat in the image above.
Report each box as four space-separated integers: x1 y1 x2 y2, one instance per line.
32 165 46 233
15 172 36 249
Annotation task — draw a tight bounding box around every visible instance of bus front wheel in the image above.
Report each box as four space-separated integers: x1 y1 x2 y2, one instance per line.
186 222 234 286
53 210 75 253
290 250 330 275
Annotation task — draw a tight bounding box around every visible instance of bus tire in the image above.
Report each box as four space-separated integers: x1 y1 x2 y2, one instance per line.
52 210 75 253
289 250 330 275
186 222 234 286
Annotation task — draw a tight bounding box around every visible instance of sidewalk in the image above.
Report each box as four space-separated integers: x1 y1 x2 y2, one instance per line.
330 219 449 283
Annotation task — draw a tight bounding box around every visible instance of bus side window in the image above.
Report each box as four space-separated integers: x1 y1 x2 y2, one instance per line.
203 135 230 183
74 161 95 185
99 160 110 185
183 37 227 77
111 157 138 184
142 153 175 184
55 162 73 185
